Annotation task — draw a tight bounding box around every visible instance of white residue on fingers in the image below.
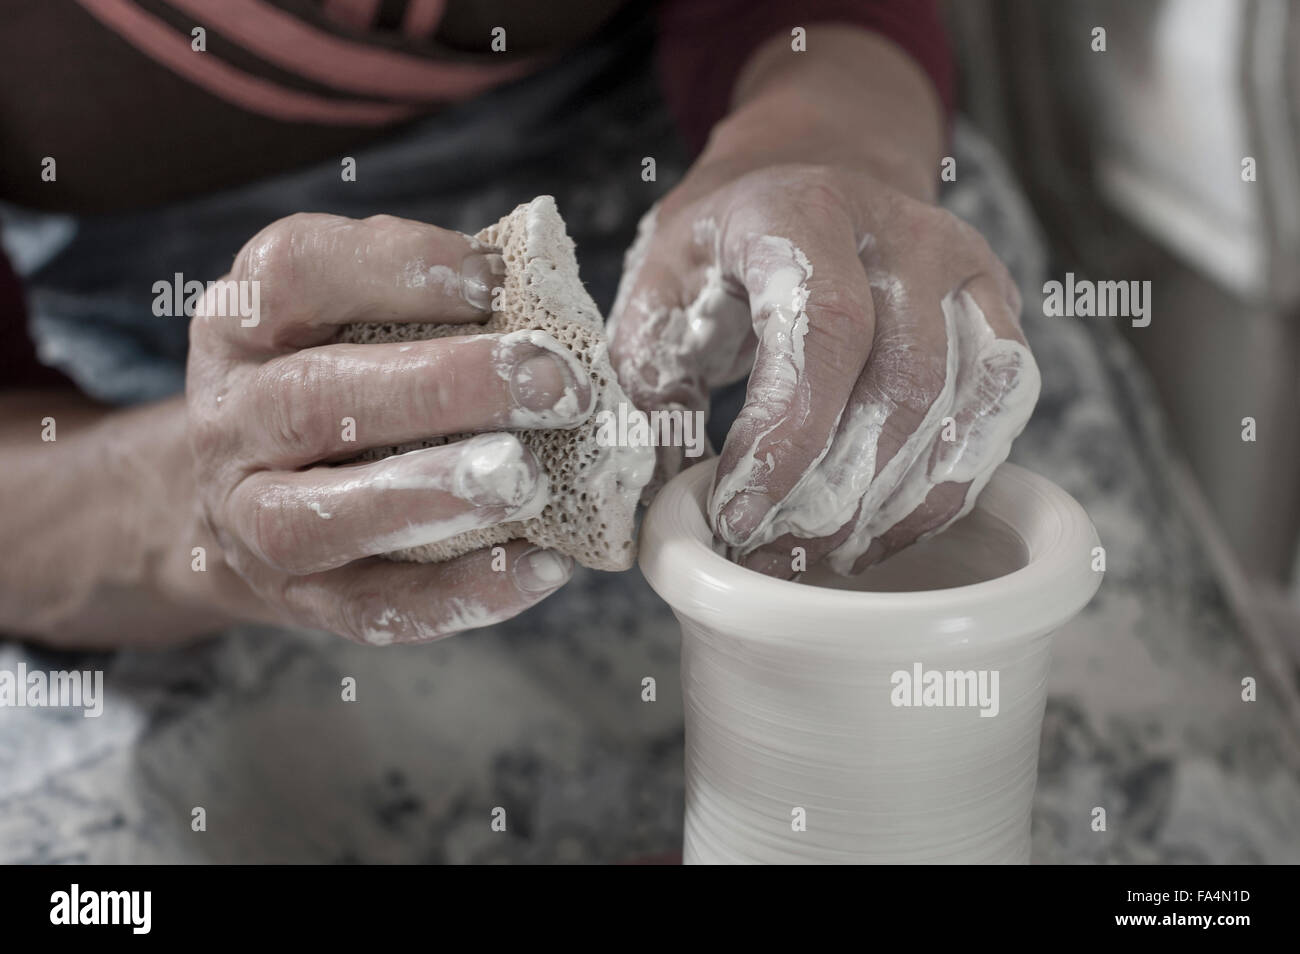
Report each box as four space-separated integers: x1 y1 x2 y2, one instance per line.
723 287 1039 573
448 432 547 511
609 215 751 438
400 259 458 293
360 597 502 646
868 268 908 313
828 290 1037 570
708 234 815 543
357 434 549 554
490 328 594 428
361 606 404 646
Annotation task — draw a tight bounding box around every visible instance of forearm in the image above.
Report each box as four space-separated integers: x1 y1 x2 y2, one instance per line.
0 391 262 648
701 25 946 202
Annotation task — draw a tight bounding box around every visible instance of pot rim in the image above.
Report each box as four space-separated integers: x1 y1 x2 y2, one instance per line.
638 459 1102 651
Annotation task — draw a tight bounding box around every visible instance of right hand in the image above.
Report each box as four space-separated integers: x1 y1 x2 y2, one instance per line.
185 213 594 645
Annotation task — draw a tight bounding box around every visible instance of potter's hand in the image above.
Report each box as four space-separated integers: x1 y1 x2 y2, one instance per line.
608 28 1040 578
187 213 593 644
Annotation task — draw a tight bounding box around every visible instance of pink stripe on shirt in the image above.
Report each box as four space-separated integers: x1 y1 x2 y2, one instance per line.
321 0 380 32
73 0 421 124
402 0 445 39
165 0 530 100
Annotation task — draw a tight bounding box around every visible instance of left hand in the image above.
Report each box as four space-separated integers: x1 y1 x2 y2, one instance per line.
608 159 1040 578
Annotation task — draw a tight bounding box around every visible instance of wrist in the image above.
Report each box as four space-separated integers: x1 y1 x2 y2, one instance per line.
698 25 945 204
14 397 265 647
702 92 939 203
103 398 270 633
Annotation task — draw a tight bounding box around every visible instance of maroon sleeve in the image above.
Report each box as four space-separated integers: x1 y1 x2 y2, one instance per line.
655 0 955 154
0 248 75 391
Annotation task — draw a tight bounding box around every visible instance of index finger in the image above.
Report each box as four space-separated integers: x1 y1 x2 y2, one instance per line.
708 208 876 550
200 213 504 355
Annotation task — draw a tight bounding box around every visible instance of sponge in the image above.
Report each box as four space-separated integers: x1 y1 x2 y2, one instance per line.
338 196 654 571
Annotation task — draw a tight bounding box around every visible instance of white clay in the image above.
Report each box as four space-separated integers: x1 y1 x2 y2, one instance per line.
708 234 817 543
489 328 593 428
360 435 549 554
361 597 500 646
339 196 651 571
712 288 1041 574
640 458 1102 864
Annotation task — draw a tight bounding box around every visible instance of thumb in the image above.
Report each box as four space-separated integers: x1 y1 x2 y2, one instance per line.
608 216 754 490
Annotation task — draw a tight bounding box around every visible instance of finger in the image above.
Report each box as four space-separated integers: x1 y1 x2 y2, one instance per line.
202 213 505 354
280 540 574 646
226 433 548 575
749 259 954 569
737 528 847 580
709 212 876 548
731 266 1031 575
609 218 751 491
611 258 719 413
848 482 969 574
926 275 1039 488
226 329 592 466
825 275 1040 571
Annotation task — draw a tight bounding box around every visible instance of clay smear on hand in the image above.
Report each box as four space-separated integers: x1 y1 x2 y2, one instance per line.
338 196 653 572
713 282 1040 574
610 213 752 418
708 234 817 543
608 211 753 492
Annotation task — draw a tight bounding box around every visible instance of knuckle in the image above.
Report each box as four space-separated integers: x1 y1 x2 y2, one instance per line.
928 205 999 266
873 333 949 413
361 213 405 231
339 592 417 647
790 172 848 219
244 484 303 572
186 404 224 462
727 164 846 232
892 199 950 250
810 282 871 332
233 213 341 332
236 214 310 284
256 354 331 457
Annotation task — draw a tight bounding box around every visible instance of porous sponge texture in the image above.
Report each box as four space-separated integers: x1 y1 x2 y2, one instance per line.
337 196 653 571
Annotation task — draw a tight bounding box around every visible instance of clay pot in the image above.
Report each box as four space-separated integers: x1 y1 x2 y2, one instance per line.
640 459 1102 864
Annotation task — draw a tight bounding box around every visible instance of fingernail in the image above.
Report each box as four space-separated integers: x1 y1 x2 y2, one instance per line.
514 547 573 594
451 433 547 512
500 332 593 424
510 353 577 413
461 253 506 312
716 490 773 546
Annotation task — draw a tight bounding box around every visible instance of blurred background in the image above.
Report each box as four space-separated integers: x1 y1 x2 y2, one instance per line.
947 0 1300 681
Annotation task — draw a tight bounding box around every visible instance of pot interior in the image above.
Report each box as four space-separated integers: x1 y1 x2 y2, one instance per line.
798 507 1029 593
